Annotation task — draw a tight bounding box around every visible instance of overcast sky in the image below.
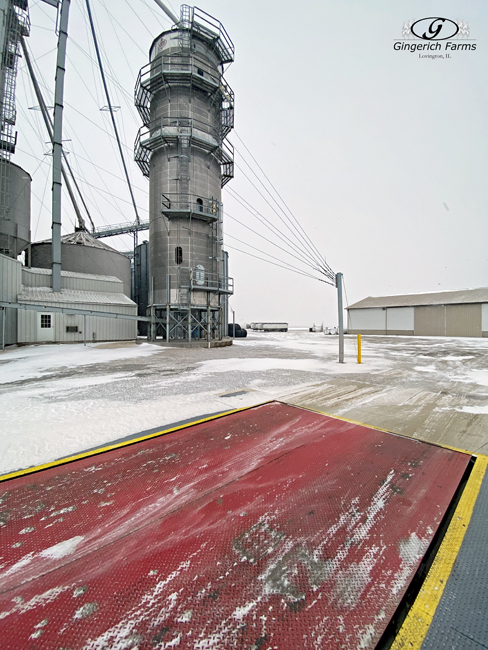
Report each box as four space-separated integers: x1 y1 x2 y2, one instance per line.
14 0 488 327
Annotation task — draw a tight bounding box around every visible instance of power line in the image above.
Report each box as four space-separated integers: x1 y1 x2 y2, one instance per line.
225 232 332 282
232 158 329 274
234 130 334 276
225 244 331 284
226 186 326 273
226 211 325 274
85 0 140 225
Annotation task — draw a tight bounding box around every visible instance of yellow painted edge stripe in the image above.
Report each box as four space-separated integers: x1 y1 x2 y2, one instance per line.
0 400 273 483
287 403 476 456
390 454 488 650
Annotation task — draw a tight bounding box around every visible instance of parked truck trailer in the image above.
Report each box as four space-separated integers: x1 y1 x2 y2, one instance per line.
250 322 288 332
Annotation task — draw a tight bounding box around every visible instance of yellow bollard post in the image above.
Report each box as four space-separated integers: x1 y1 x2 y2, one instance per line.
357 334 362 364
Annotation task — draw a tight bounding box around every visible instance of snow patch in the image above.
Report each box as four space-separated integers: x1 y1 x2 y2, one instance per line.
40 536 84 560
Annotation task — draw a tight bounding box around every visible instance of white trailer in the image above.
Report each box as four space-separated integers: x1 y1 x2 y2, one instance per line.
250 322 288 332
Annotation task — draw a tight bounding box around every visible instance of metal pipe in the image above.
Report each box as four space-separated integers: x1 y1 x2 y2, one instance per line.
85 0 140 225
207 295 211 348
150 276 155 341
1 307 5 351
336 272 344 363
166 274 170 342
52 0 71 292
20 36 93 232
232 308 235 340
152 0 179 25
83 314 86 346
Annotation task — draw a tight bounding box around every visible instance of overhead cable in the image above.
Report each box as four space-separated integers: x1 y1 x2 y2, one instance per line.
226 187 318 266
234 130 334 275
226 211 325 274
84 0 140 225
21 38 96 231
225 244 332 284
232 160 326 271
225 232 333 283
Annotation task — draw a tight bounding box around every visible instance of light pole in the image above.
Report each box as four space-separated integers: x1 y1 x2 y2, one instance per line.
336 272 344 363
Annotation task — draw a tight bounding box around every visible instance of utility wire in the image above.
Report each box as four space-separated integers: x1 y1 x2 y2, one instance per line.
85 0 140 225
232 160 326 272
226 186 336 284
98 0 148 57
226 186 318 266
226 211 324 274
234 130 334 277
68 37 139 119
234 136 336 280
225 232 333 284
225 244 331 284
21 38 96 231
124 0 156 37
233 157 326 272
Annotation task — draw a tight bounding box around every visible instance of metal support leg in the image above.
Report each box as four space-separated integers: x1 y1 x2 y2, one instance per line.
207 295 211 348
1 307 5 351
166 274 170 342
150 277 155 341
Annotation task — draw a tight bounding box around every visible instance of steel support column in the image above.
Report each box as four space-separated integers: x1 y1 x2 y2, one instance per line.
336 272 344 363
51 0 71 292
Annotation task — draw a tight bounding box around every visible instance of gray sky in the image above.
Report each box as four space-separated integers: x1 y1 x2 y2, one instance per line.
15 0 488 327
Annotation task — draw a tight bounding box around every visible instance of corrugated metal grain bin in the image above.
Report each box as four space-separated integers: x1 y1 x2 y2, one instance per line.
0 162 31 258
28 231 131 297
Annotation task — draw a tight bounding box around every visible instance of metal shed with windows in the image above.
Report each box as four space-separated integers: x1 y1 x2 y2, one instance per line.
17 287 137 344
347 288 488 338
0 257 138 346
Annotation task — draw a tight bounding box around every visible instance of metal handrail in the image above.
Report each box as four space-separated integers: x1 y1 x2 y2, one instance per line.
140 115 220 145
139 54 220 91
190 6 235 64
161 193 220 219
174 266 234 294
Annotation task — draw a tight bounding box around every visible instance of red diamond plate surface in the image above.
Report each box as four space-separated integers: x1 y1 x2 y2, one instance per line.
0 402 470 649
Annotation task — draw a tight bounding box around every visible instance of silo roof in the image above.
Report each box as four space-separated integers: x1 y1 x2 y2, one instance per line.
37 231 121 253
347 287 488 309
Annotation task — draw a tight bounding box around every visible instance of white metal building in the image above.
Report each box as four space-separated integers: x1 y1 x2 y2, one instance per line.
0 252 21 345
0 253 137 345
347 288 488 338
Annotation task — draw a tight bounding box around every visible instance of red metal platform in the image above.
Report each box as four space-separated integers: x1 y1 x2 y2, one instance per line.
0 402 470 649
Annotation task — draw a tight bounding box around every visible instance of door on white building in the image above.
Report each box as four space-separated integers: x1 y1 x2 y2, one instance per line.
37 312 54 342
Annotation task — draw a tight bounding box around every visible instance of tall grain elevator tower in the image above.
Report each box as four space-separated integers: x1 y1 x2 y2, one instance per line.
135 5 234 343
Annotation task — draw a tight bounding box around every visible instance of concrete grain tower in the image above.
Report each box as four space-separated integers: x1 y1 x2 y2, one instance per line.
135 5 234 344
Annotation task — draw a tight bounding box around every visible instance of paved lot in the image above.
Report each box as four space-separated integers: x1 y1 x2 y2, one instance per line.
1 332 487 473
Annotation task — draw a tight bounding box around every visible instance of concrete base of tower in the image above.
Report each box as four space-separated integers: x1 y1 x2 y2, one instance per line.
150 337 233 349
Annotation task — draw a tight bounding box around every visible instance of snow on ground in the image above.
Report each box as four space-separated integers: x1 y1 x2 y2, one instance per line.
1 332 488 475
0 342 162 384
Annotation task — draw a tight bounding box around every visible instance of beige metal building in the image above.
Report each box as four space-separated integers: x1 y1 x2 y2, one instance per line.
347 288 488 338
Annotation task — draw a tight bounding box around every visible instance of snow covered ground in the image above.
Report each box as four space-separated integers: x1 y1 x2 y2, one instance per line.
1 331 488 475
